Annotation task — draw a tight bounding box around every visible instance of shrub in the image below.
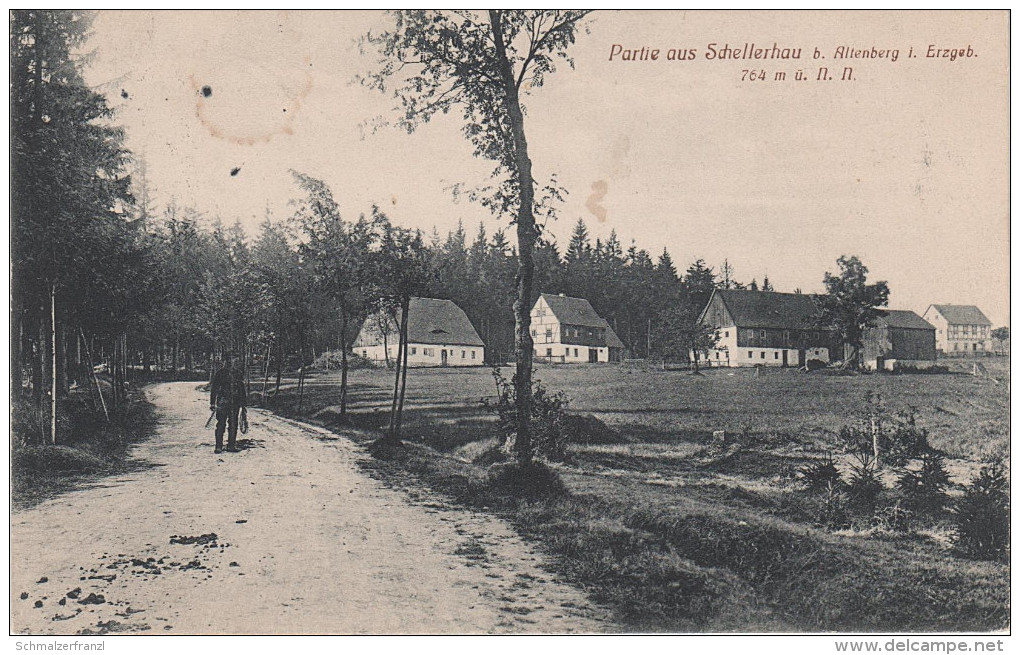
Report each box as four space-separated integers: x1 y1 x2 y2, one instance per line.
484 460 567 500
818 481 851 531
312 350 374 370
561 413 625 445
481 367 571 461
14 445 107 474
871 500 914 533
952 462 1009 561
798 452 842 490
896 450 952 513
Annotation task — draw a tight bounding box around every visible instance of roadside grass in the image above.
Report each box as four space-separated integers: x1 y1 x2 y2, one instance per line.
261 361 1009 632
11 383 160 510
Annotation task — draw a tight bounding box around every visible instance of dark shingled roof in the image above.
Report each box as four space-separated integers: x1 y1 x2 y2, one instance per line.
539 293 610 329
605 325 625 349
875 310 935 331
712 289 825 329
357 297 484 347
930 304 992 326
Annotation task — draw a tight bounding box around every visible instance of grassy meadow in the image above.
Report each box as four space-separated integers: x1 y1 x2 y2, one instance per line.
261 357 1009 632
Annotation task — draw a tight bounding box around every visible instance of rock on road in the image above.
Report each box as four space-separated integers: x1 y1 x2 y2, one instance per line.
10 382 611 635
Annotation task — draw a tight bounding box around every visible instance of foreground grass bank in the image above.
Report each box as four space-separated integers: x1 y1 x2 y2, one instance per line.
262 362 1009 632
11 382 158 509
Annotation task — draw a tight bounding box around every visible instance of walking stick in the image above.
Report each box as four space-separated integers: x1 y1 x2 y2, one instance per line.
205 408 216 429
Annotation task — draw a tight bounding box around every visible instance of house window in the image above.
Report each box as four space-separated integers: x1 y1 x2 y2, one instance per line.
462 350 466 358
759 330 766 340
715 352 720 359
471 351 476 359
531 328 536 337
423 348 433 356
761 352 766 359
546 348 552 357
411 347 417 355
748 351 753 358
775 352 779 359
574 348 578 357
362 350 368 358
724 330 729 338
545 328 553 341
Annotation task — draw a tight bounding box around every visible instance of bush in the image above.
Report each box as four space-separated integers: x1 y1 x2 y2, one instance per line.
14 445 107 474
818 481 851 531
482 367 571 461
561 413 626 445
846 456 884 514
952 462 1009 561
798 452 842 490
896 450 952 513
871 500 914 533
311 350 374 370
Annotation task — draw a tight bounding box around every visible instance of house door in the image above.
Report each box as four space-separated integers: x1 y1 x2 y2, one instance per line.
441 349 448 366
782 350 788 367
798 349 806 368
588 348 598 363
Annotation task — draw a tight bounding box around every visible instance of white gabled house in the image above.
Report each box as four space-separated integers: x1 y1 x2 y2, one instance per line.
354 297 485 367
530 293 625 363
921 304 992 354
698 289 839 367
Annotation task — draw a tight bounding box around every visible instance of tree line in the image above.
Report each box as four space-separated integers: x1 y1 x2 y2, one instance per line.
12 10 895 457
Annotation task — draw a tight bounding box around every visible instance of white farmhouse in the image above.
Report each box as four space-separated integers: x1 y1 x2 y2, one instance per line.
921 304 992 354
530 293 625 363
354 297 485 367
698 289 839 367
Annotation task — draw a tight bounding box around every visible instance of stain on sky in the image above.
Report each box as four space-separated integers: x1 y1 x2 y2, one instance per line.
585 180 609 223
230 167 241 176
120 89 129 99
201 86 212 98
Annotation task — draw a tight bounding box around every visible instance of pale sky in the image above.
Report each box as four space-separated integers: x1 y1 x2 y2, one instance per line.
84 10 1010 326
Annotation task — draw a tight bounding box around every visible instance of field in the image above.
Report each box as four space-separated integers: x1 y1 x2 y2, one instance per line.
262 357 1009 632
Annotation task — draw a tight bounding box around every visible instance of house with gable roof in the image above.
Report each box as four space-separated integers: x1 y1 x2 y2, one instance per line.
697 289 840 367
530 293 625 363
354 297 485 367
921 304 993 354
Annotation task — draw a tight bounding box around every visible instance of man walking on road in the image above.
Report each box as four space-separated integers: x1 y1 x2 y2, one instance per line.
210 351 248 454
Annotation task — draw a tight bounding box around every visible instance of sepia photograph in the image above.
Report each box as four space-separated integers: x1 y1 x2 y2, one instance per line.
8 9 1010 644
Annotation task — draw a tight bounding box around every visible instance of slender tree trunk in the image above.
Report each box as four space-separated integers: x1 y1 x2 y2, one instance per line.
275 330 283 393
32 314 43 407
297 332 306 413
12 304 23 396
50 285 57 444
388 300 409 441
491 11 536 465
81 327 108 422
339 309 349 419
57 319 68 395
261 343 271 401
396 309 410 437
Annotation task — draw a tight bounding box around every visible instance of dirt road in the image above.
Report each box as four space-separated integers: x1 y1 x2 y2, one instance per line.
10 382 611 635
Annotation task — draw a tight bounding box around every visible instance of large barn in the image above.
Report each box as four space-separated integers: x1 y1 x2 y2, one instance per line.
530 293 625 363
697 289 840 367
861 310 937 371
354 297 485 367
